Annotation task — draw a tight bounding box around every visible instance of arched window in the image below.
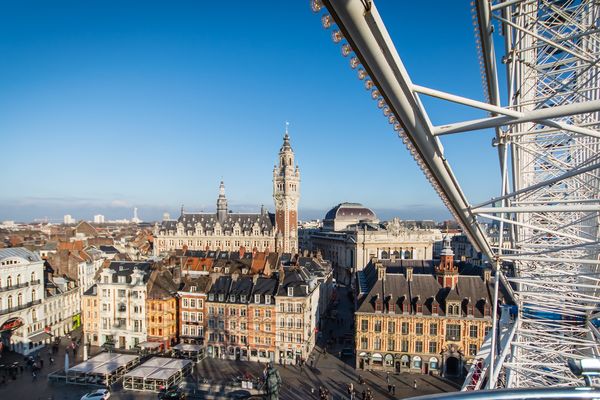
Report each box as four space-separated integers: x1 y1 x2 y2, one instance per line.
7 295 13 309
17 293 23 306
31 289 36 302
31 272 36 282
7 276 12 287
16 274 21 285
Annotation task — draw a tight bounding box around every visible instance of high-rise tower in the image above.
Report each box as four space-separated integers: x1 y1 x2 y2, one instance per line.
273 126 300 254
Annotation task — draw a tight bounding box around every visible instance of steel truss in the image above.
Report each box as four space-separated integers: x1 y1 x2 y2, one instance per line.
310 0 600 389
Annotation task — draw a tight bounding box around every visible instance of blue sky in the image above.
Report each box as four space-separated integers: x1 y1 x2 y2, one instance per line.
0 1 501 222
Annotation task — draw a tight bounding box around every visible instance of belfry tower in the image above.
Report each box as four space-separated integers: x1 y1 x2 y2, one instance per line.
273 125 300 254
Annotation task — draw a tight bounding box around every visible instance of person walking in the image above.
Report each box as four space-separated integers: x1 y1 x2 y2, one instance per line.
413 379 418 389
392 384 396 395
386 371 390 384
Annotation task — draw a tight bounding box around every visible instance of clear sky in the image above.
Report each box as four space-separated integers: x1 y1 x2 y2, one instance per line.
0 1 502 223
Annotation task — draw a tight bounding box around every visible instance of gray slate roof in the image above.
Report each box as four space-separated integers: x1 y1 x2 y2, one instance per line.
357 260 495 318
159 211 275 235
0 247 41 262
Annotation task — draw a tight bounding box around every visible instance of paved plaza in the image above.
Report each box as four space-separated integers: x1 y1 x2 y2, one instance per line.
0 285 458 399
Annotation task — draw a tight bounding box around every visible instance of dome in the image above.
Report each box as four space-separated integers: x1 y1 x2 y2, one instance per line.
323 202 378 231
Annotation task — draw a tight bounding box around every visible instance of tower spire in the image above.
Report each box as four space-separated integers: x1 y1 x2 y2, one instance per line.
217 181 228 223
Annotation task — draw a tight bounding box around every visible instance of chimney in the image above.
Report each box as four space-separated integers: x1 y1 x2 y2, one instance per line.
377 262 386 281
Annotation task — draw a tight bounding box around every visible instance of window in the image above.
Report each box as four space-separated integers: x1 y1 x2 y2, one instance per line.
470 325 478 338
265 296 271 304
484 326 491 337
428 341 437 354
287 287 294 297
241 309 246 317
429 323 438 336
374 337 382 350
360 336 368 350
401 322 409 335
279 303 285 313
296 333 302 343
183 312 188 321
265 310 271 318
255 309 260 317
413 356 422 368
183 298 189 308
31 289 36 302
374 320 382 332
401 340 408 352
118 289 125 298
387 338 395 351
416 322 423 335
296 304 302 313
361 319 368 331
446 324 461 341
469 344 478 356
255 294 261 303
197 299 203 309
415 341 423 353
190 299 196 308
387 321 395 334
296 319 302 329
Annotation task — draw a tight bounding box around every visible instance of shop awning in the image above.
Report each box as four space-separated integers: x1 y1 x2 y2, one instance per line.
29 331 52 342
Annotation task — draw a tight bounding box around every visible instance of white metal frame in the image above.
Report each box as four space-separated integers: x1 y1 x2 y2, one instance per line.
310 0 600 389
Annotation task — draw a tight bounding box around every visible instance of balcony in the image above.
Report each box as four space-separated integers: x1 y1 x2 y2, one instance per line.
0 299 42 316
0 282 30 292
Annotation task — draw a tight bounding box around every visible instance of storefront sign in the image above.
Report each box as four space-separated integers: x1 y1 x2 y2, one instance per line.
0 317 23 332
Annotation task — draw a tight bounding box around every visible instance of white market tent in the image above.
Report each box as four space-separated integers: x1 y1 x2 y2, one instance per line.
66 352 140 386
122 357 193 392
171 343 205 361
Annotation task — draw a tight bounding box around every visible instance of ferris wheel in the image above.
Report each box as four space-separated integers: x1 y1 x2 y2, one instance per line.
310 0 600 389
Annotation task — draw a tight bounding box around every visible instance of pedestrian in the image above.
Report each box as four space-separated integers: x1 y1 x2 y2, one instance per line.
362 389 366 400
40 359 44 368
392 384 396 395
387 383 392 393
413 379 418 389
32 371 36 381
386 371 390 384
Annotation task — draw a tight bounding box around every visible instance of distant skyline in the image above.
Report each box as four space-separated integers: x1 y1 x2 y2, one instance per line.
0 2 502 222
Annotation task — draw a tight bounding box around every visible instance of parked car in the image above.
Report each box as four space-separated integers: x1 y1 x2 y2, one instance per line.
158 387 186 400
80 389 110 400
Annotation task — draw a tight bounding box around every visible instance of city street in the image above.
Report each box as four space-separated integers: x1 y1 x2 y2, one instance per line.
0 284 457 399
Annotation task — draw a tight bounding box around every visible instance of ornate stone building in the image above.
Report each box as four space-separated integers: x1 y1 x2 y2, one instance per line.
303 203 442 284
354 238 497 377
154 132 300 255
